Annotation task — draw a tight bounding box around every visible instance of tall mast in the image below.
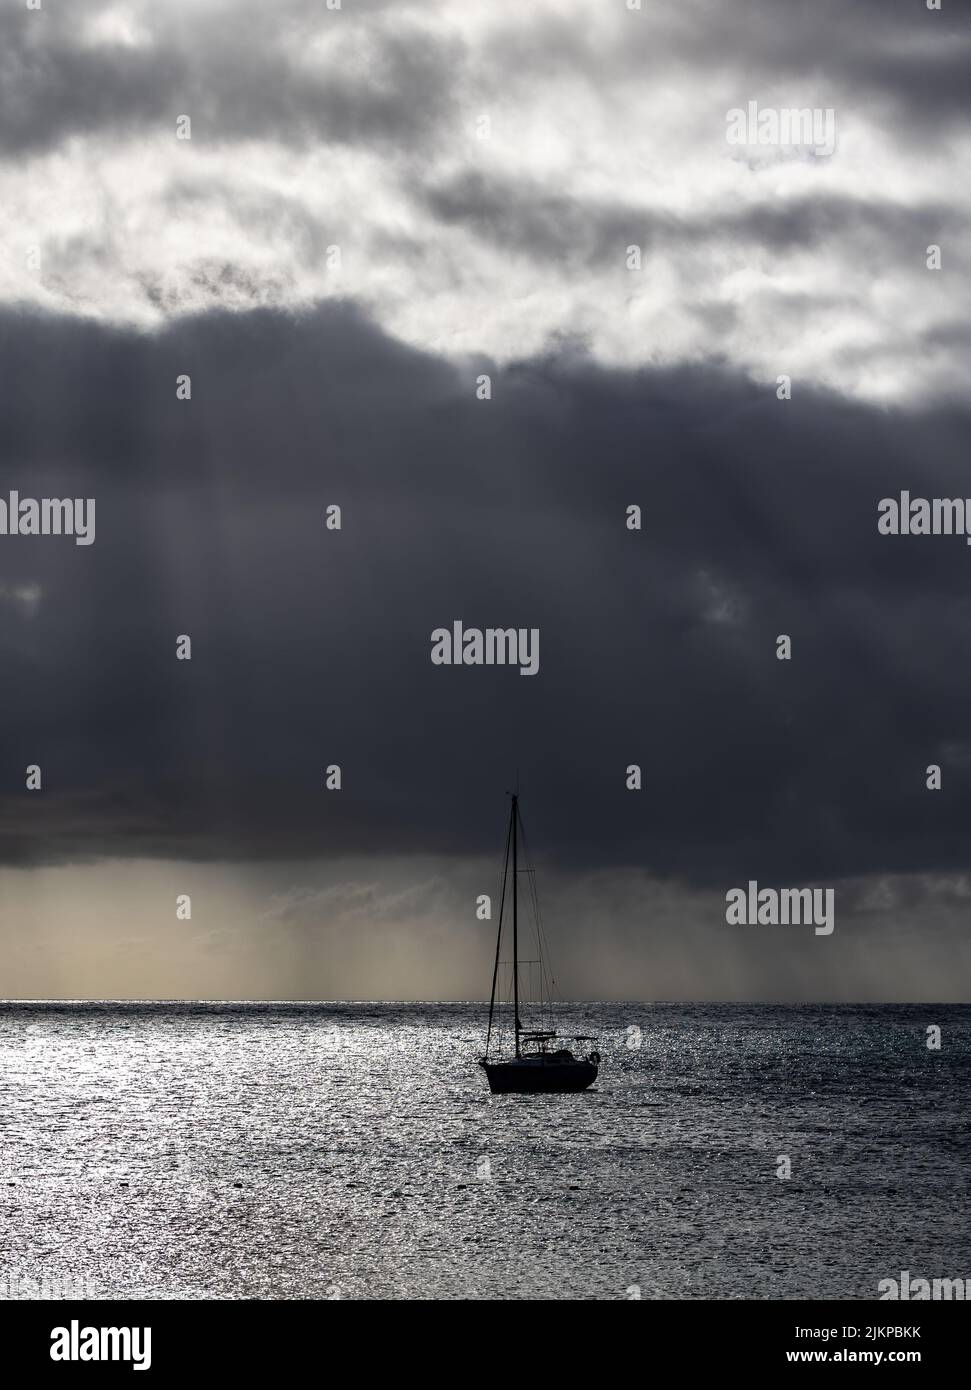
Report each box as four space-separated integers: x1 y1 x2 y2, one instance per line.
485 806 513 1058
512 793 520 1058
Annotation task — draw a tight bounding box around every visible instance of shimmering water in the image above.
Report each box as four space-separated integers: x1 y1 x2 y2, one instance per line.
1 1002 968 1300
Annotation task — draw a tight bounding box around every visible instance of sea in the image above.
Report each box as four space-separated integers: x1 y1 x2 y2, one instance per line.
0 1002 968 1301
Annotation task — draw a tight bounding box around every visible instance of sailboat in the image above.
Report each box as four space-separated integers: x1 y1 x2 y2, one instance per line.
480 792 600 1094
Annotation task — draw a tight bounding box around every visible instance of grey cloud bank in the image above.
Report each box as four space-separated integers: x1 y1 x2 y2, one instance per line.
1 302 970 897
0 0 968 400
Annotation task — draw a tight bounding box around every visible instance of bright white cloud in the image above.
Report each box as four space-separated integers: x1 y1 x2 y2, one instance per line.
1 0 967 402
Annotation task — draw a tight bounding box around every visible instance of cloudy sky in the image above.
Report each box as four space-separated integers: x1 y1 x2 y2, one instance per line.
1 0 970 999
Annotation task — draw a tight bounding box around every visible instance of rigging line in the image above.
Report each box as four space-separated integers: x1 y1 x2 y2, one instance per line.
517 812 558 1033
519 817 566 1039
519 814 563 1012
517 823 539 1019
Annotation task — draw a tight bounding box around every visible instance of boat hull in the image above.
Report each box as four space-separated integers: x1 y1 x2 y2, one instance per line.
483 1060 598 1094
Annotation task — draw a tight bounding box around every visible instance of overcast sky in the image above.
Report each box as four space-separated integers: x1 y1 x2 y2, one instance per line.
1 0 970 1000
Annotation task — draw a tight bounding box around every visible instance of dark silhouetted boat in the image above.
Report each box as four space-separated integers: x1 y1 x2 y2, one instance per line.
480 792 600 1094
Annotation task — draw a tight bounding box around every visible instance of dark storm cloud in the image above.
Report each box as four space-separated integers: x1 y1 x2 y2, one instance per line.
2 302 971 887
1 0 966 163
421 171 963 266
0 19 181 155
712 0 971 133
0 2 459 157
493 0 971 133
425 5 971 185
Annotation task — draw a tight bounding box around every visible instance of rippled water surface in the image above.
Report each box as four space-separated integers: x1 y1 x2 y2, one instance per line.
1 1002 968 1300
